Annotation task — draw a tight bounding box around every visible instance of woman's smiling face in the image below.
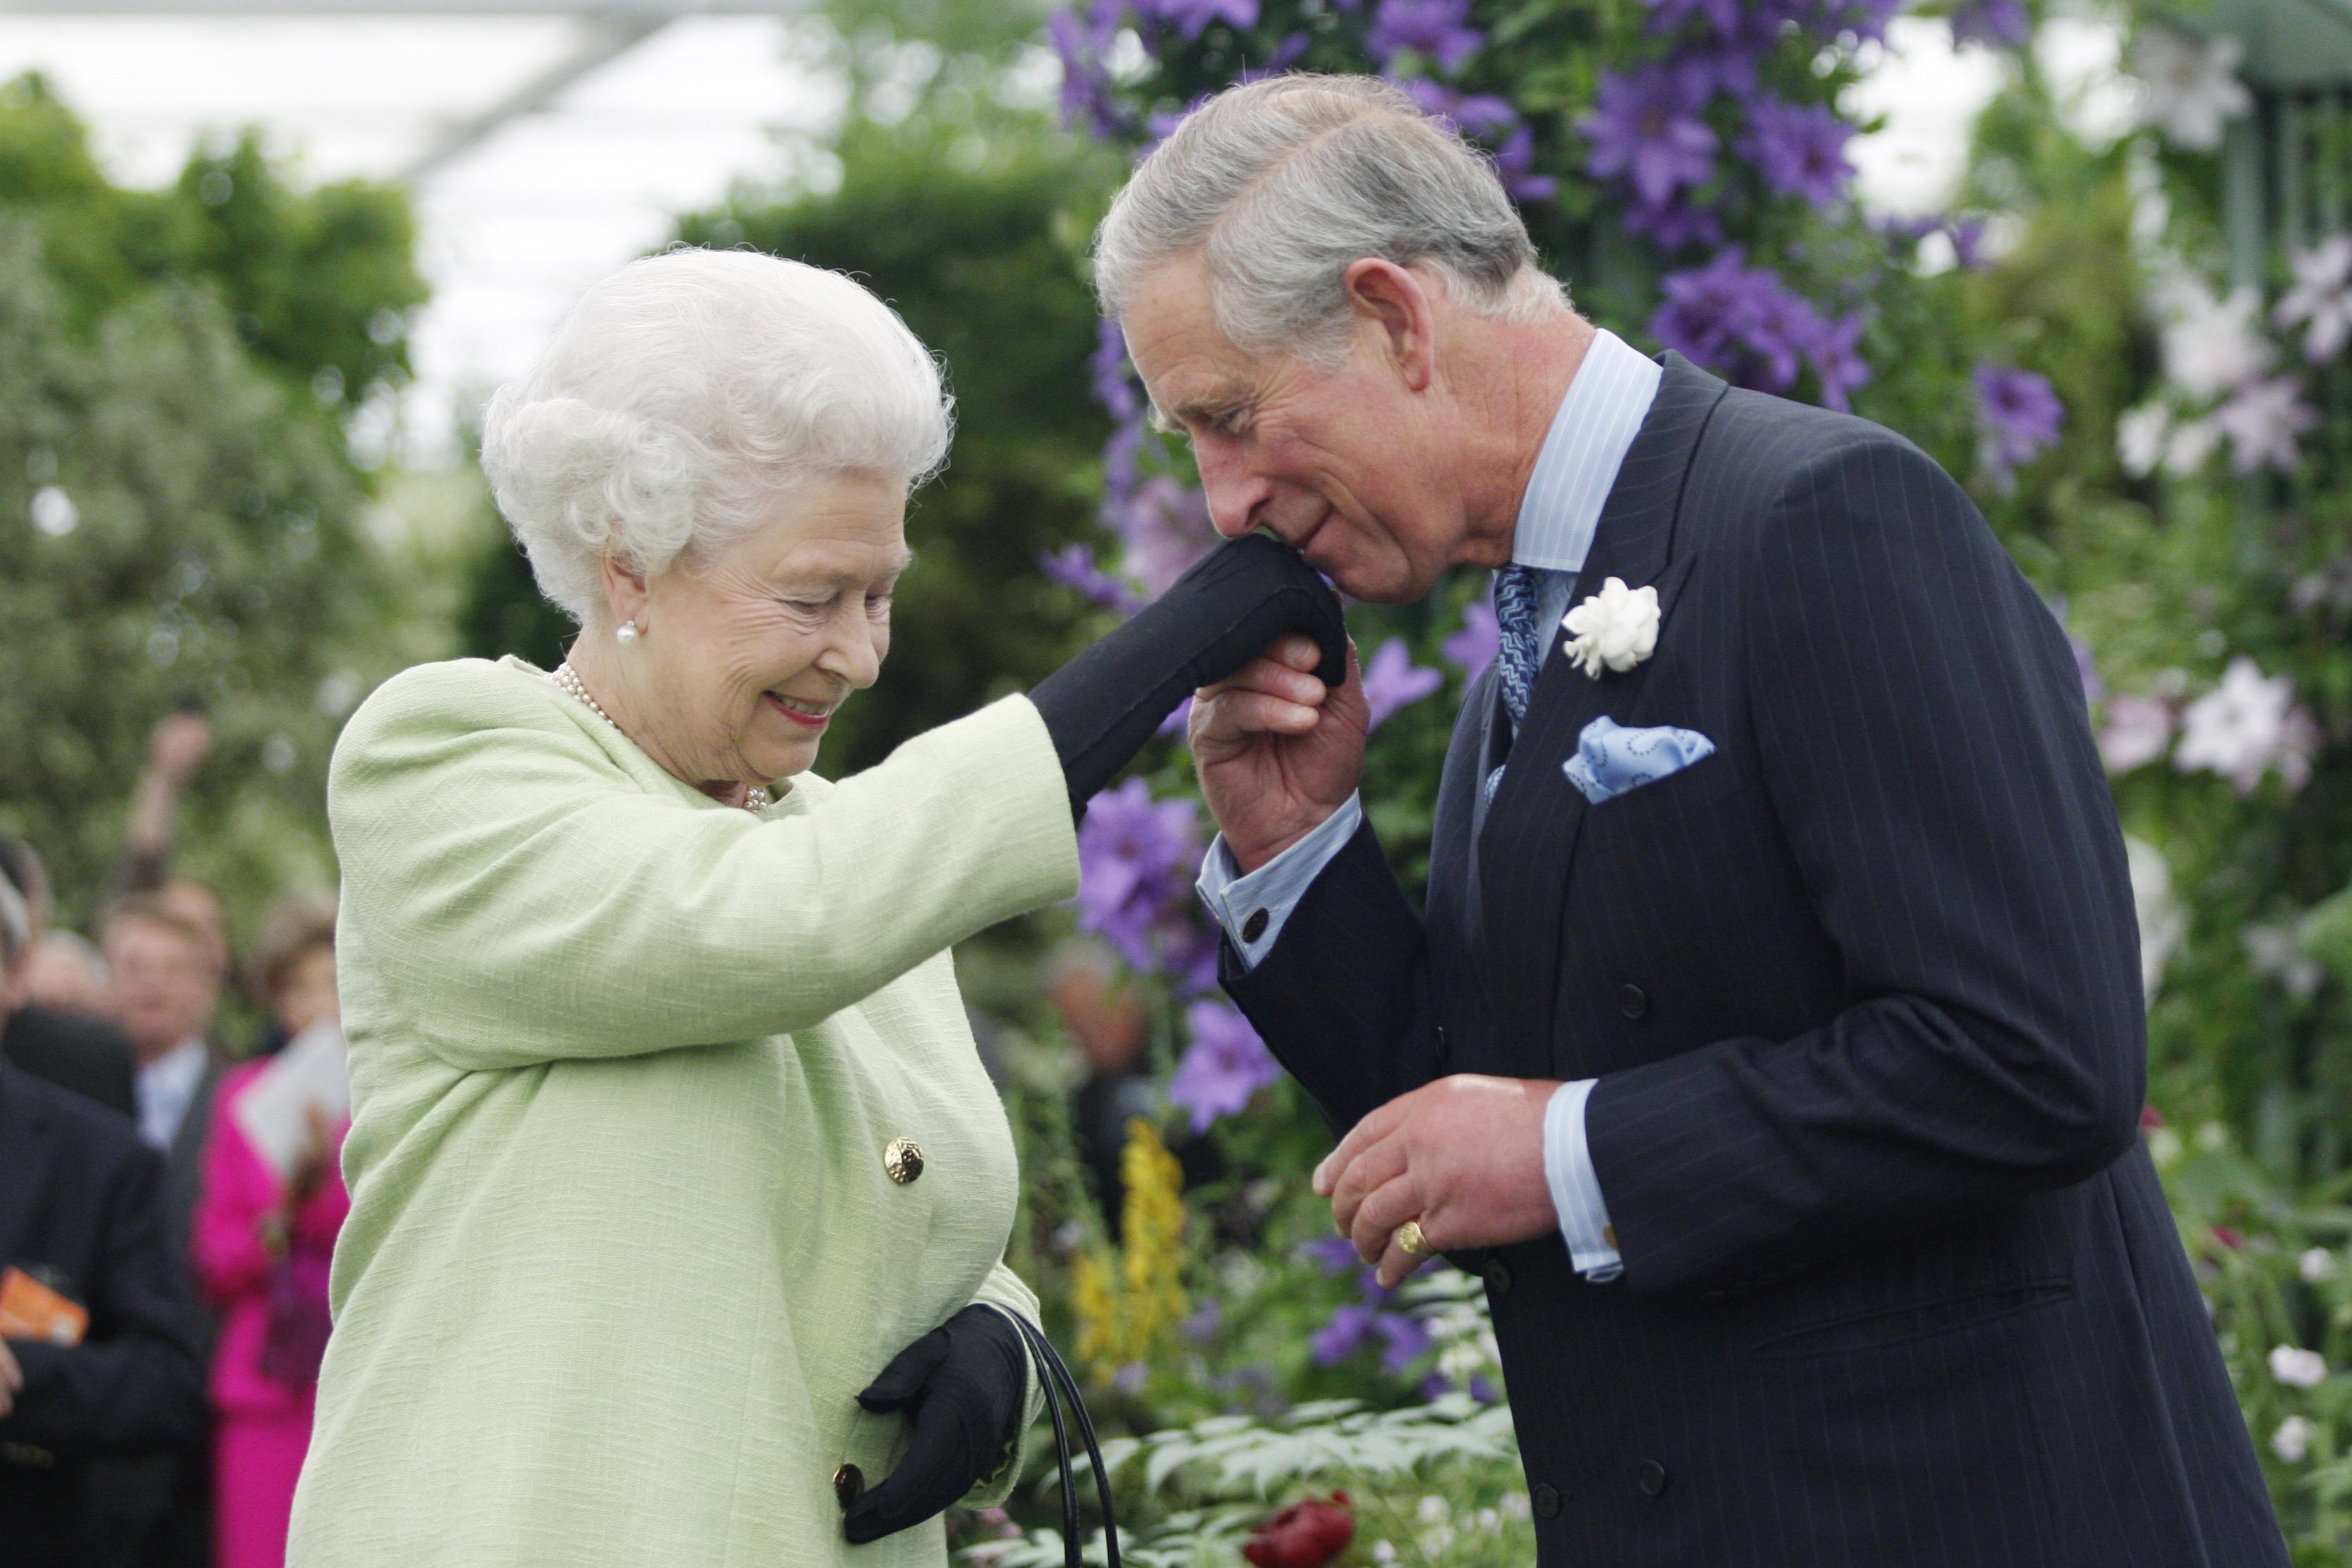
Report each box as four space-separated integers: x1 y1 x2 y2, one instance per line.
609 469 909 790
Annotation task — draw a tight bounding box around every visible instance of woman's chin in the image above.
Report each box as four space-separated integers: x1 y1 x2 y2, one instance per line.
749 730 823 781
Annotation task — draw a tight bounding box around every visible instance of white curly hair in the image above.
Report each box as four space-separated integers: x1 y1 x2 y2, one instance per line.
480 248 954 627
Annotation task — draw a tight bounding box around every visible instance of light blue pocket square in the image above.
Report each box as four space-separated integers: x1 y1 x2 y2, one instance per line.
1562 716 1717 805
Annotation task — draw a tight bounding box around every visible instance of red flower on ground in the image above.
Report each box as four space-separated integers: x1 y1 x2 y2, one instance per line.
1242 1492 1355 1568
2141 1105 2165 1129
2214 1226 2245 1250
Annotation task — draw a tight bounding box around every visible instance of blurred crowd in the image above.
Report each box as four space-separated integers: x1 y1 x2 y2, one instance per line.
2 711 351 1568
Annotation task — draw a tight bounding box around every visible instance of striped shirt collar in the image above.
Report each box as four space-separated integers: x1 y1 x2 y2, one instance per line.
1510 328 1665 573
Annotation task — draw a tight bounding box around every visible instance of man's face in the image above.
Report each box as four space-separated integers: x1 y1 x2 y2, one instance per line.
1120 256 1473 604
104 917 218 1064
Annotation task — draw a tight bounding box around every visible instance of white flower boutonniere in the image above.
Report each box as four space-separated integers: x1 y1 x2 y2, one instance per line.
1562 576 1661 678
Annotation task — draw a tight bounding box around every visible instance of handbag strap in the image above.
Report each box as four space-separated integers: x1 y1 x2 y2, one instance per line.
995 1309 1122 1568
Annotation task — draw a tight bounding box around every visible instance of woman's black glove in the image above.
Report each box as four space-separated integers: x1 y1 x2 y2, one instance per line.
841 1304 1028 1545
1031 532 1349 814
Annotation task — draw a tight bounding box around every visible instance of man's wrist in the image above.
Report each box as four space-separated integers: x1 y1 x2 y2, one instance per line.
1226 804 1347 874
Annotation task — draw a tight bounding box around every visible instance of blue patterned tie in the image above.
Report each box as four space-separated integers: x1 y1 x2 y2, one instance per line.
1493 564 1544 729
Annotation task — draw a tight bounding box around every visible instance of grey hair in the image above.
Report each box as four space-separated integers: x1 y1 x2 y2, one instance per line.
1094 74 1567 365
481 248 954 627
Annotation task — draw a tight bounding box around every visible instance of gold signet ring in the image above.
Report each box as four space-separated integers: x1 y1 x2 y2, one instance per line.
1394 1220 1433 1258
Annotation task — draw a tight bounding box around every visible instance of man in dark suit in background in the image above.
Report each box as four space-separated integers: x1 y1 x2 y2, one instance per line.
92 894 225 1568
1 839 139 1119
1100 75 2287 1566
0 862 208 1568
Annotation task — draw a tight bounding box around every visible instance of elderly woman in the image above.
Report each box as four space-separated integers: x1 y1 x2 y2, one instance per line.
285 249 1340 1567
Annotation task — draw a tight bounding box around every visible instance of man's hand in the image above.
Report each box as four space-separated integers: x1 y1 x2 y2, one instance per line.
1314 1075 1562 1288
1191 635 1370 871
0 1338 20 1420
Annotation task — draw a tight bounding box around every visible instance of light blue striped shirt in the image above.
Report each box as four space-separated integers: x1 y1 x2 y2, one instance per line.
1196 328 1661 1282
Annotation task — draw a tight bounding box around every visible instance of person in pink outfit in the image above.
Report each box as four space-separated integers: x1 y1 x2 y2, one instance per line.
190 898 347 1568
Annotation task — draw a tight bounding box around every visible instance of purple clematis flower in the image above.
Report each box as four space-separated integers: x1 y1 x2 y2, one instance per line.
1134 0 1258 39
1442 597 1500 683
1974 362 2065 487
1671 41 1765 103
1302 1235 1365 1273
1651 249 1870 407
1362 637 1445 730
1169 1000 1283 1132
1099 417 1147 525
1740 94 1853 206
1626 193 1726 250
1644 0 1746 35
1367 0 1486 73
1312 1302 1382 1364
1947 218 1990 270
1807 311 1872 413
1076 778 1203 973
1393 77 1519 139
1121 476 1221 597
1374 1312 1433 1374
1950 0 2031 47
1040 542 1142 613
1090 318 1140 423
1049 4 1130 140
1492 125 1558 202
1581 65 1718 208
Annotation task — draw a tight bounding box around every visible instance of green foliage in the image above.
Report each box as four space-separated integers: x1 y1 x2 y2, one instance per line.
0 74 425 403
0 81 433 928
0 220 382 919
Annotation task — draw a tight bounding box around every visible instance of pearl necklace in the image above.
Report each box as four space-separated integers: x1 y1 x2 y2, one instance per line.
550 662 772 813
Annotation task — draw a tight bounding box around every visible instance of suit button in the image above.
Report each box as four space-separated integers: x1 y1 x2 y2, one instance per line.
1242 908 1269 942
834 1462 864 1509
883 1138 924 1184
1532 1483 1562 1519
1487 1260 1513 1294
1636 1460 1668 1497
1617 983 1648 1020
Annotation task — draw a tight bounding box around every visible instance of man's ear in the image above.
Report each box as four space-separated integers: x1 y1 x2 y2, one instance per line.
1342 259 1438 393
599 553 651 632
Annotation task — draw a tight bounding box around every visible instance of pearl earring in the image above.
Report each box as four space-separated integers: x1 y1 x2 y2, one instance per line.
616 620 640 645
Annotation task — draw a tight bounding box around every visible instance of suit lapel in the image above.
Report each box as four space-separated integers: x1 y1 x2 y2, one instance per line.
1475 354 1727 1065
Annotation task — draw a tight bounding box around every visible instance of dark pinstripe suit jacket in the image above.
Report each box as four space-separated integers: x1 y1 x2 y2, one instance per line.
1223 355 2287 1566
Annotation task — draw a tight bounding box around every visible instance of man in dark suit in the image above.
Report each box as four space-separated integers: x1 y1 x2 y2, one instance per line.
1 838 139 1119
1102 75 2286 1565
0 876 208 1568
92 894 225 1568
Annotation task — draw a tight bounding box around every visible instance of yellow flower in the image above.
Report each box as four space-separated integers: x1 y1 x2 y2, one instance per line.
1070 1119 1190 1383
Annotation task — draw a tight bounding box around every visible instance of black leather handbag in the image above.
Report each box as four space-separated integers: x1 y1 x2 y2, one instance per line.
1006 1314 1122 1568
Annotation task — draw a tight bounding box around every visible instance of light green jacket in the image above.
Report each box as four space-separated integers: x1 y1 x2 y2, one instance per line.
286 657 1079 1568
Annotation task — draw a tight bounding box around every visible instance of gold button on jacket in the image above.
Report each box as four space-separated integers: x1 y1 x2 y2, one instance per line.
884 1137 924 1184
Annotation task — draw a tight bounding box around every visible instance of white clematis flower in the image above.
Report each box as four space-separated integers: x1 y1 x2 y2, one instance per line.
2161 283 2272 401
2134 29 2252 150
2271 1344 2328 1389
2275 235 2352 363
2176 656 2318 794
1562 576 1660 678
2117 403 2170 478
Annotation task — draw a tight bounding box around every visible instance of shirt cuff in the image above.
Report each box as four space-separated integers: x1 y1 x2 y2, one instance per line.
1195 794 1364 971
1543 1079 1623 1282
